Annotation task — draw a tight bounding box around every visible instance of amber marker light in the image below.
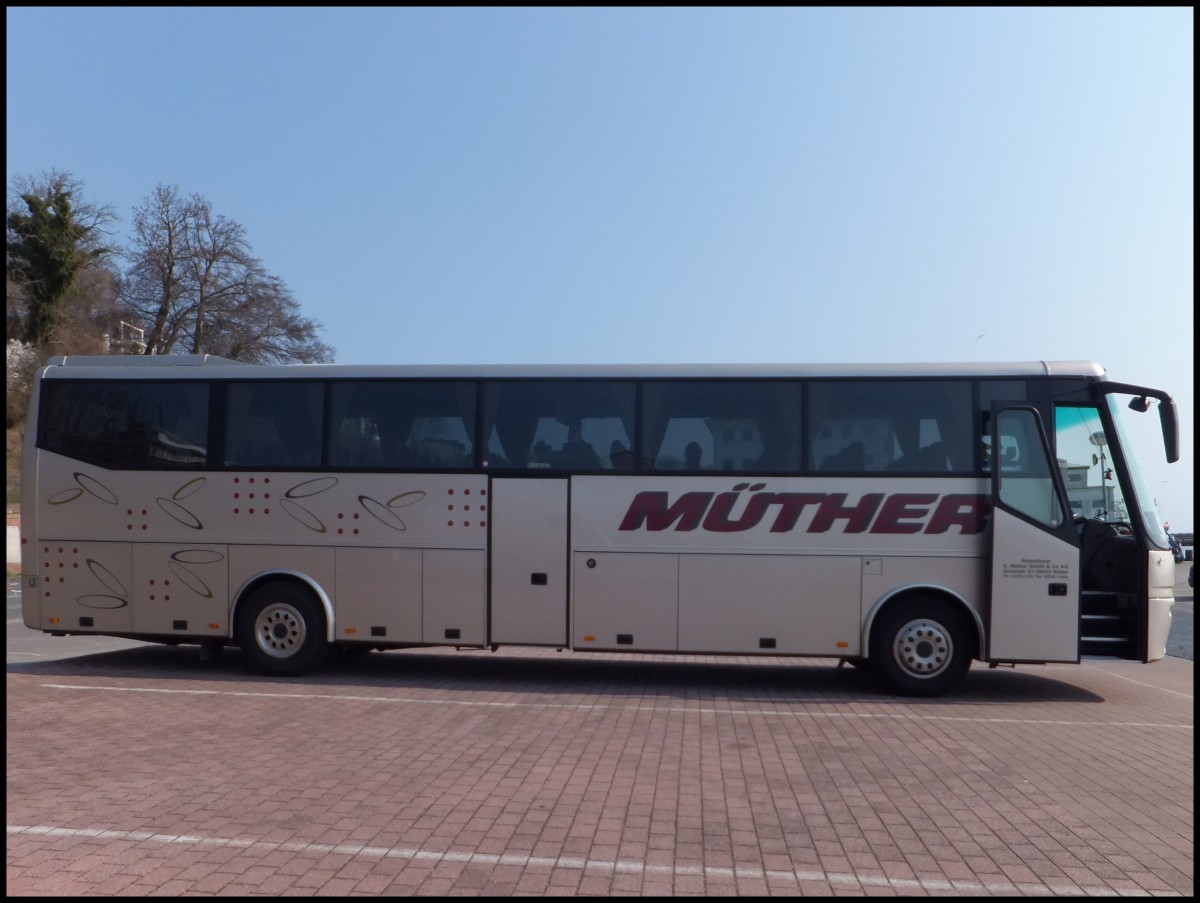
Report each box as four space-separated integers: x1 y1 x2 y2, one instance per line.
836 641 849 648
345 627 357 634
584 635 595 642
208 623 220 630
48 617 60 624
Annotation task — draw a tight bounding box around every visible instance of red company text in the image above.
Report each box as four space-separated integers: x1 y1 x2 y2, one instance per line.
618 485 992 534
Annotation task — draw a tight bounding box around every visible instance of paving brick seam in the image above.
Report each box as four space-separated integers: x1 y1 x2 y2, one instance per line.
36 682 1195 730
1078 664 1194 700
9 824 1166 896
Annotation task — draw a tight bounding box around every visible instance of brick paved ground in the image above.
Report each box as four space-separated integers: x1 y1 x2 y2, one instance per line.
6 647 1194 896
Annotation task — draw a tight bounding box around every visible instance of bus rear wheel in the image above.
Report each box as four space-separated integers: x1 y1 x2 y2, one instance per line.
236 581 328 676
870 598 971 697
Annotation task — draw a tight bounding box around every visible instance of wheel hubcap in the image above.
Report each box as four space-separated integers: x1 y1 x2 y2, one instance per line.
893 618 952 678
254 603 306 659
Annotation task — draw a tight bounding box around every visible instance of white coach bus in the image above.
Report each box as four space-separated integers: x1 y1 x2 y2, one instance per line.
20 357 1180 695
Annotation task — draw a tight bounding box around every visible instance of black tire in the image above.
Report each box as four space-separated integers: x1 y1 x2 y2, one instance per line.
236 581 329 676
870 597 972 697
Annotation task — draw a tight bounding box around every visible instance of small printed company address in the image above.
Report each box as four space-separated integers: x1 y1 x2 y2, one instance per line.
1002 557 1069 580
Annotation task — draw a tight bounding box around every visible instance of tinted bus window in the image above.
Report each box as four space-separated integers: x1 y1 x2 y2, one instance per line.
224 382 323 469
482 381 635 471
329 381 476 469
40 380 209 469
980 380 1028 474
808 380 972 474
643 381 801 473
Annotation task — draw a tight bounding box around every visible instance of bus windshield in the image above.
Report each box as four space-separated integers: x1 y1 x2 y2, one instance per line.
1106 394 1171 548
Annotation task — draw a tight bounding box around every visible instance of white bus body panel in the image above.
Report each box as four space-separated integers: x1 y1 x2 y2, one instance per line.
35 541 133 634
132 543 228 637
422 549 486 645
573 552 679 651
1146 549 1174 662
335 547 422 643
490 479 568 645
987 508 1079 662
31 455 488 550
571 476 990 656
31 452 490 643
678 554 861 654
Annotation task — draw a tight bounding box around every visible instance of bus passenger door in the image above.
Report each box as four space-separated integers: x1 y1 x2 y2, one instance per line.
489 478 569 646
987 405 1081 662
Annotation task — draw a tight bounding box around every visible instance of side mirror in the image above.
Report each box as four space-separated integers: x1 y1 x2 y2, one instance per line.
1128 396 1151 412
1160 399 1180 463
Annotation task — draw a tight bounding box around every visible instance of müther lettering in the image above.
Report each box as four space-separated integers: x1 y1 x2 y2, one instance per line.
618 486 991 534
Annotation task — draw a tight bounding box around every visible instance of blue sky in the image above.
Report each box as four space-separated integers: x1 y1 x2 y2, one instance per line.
6 7 1194 529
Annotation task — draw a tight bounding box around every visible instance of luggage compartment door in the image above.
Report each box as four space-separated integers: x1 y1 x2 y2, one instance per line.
489 478 568 646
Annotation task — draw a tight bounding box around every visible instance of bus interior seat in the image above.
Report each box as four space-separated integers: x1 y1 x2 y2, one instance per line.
608 442 634 469
552 441 600 469
914 441 950 471
887 441 951 473
820 441 865 472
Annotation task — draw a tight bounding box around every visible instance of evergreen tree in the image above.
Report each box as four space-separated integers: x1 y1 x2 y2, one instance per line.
6 172 111 347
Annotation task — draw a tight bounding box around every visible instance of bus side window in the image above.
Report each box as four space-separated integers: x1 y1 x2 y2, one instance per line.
225 382 322 469
329 381 476 471
995 408 1064 527
819 441 866 472
642 381 799 473
482 381 634 472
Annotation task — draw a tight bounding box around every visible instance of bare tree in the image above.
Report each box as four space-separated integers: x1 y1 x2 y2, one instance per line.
181 199 256 355
123 184 190 355
123 185 333 363
205 275 333 364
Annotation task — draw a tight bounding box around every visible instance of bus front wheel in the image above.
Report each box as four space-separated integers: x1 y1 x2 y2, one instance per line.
870 598 972 697
236 581 329 676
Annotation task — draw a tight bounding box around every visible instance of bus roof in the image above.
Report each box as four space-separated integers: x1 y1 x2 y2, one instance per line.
41 356 1108 381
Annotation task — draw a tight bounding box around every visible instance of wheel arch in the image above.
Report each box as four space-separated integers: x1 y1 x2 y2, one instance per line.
231 569 335 643
862 583 984 662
